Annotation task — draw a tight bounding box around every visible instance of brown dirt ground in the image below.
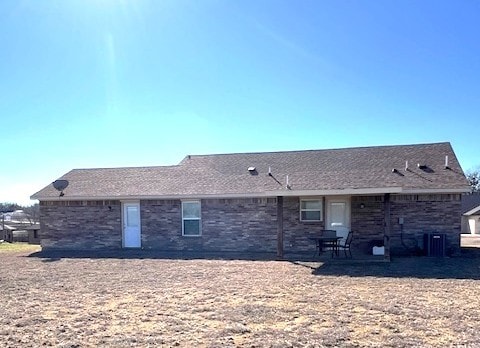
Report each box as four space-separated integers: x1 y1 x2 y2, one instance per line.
1 244 480 348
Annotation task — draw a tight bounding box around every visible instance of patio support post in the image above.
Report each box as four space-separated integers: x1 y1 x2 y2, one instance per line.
277 196 284 259
384 193 391 260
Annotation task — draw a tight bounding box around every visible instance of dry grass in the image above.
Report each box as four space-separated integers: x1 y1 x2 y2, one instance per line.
0 242 40 253
1 247 480 347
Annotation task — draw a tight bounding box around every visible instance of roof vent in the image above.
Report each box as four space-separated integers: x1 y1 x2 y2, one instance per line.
417 163 434 173
444 155 450 169
392 168 404 176
248 167 258 175
417 163 428 170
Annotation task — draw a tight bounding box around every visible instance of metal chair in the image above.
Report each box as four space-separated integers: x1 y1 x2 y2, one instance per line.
337 231 353 258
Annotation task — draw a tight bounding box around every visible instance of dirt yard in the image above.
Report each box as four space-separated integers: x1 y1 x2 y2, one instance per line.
1 245 480 347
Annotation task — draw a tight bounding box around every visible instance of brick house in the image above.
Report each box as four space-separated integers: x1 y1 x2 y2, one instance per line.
461 193 480 235
31 142 470 258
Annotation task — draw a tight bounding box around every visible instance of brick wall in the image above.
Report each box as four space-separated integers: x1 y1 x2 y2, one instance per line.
352 194 462 256
201 198 277 252
141 197 323 253
40 194 462 256
141 198 278 252
390 194 462 256
283 197 325 254
39 197 315 253
141 200 183 250
141 197 324 253
40 200 122 250
351 196 386 252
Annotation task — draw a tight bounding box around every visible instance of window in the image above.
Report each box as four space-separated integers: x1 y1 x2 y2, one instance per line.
300 199 323 221
182 201 201 236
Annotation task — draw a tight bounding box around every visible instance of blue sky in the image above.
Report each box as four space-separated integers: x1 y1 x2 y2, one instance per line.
1 0 479 205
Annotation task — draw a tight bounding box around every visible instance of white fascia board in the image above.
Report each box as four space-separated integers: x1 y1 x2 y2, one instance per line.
267 187 403 196
34 192 273 201
33 189 400 201
33 186 471 201
401 188 471 194
464 205 480 216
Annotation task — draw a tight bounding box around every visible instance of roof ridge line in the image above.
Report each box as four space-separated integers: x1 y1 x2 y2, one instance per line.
183 142 451 158
71 164 182 171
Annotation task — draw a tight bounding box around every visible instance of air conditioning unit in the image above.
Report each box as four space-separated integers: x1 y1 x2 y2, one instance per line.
423 233 446 257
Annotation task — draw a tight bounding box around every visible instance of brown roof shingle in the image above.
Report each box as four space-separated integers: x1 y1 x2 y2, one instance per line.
31 142 470 200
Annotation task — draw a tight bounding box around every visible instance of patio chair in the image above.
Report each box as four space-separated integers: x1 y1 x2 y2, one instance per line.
337 231 353 258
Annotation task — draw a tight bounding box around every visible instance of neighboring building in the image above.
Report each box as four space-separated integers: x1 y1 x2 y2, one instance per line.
1 210 35 243
31 142 470 257
0 224 15 242
26 223 41 244
1 210 29 223
1 212 13 222
461 193 480 235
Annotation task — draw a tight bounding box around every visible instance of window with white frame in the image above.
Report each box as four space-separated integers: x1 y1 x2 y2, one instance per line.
182 201 201 236
300 199 323 221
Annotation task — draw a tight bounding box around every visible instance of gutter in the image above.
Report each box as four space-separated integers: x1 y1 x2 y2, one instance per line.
31 186 469 202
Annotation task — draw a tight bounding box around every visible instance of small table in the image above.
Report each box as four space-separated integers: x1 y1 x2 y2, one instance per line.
310 236 343 258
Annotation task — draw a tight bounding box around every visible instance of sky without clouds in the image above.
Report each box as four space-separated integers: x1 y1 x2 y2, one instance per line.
1 0 479 205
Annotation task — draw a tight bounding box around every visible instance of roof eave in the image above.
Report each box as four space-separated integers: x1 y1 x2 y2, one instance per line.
401 188 472 194
267 187 403 196
31 187 399 201
464 205 480 216
32 193 271 201
32 187 471 202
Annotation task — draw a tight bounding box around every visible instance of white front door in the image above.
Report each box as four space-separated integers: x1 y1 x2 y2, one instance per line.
326 196 351 243
123 202 141 248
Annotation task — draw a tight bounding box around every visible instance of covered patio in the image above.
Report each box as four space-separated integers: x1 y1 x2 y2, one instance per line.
275 192 394 261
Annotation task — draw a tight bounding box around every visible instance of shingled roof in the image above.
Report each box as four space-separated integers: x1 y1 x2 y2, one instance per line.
31 142 470 200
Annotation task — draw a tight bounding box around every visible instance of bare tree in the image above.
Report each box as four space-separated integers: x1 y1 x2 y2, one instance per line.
0 202 21 213
22 204 40 225
466 169 480 192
